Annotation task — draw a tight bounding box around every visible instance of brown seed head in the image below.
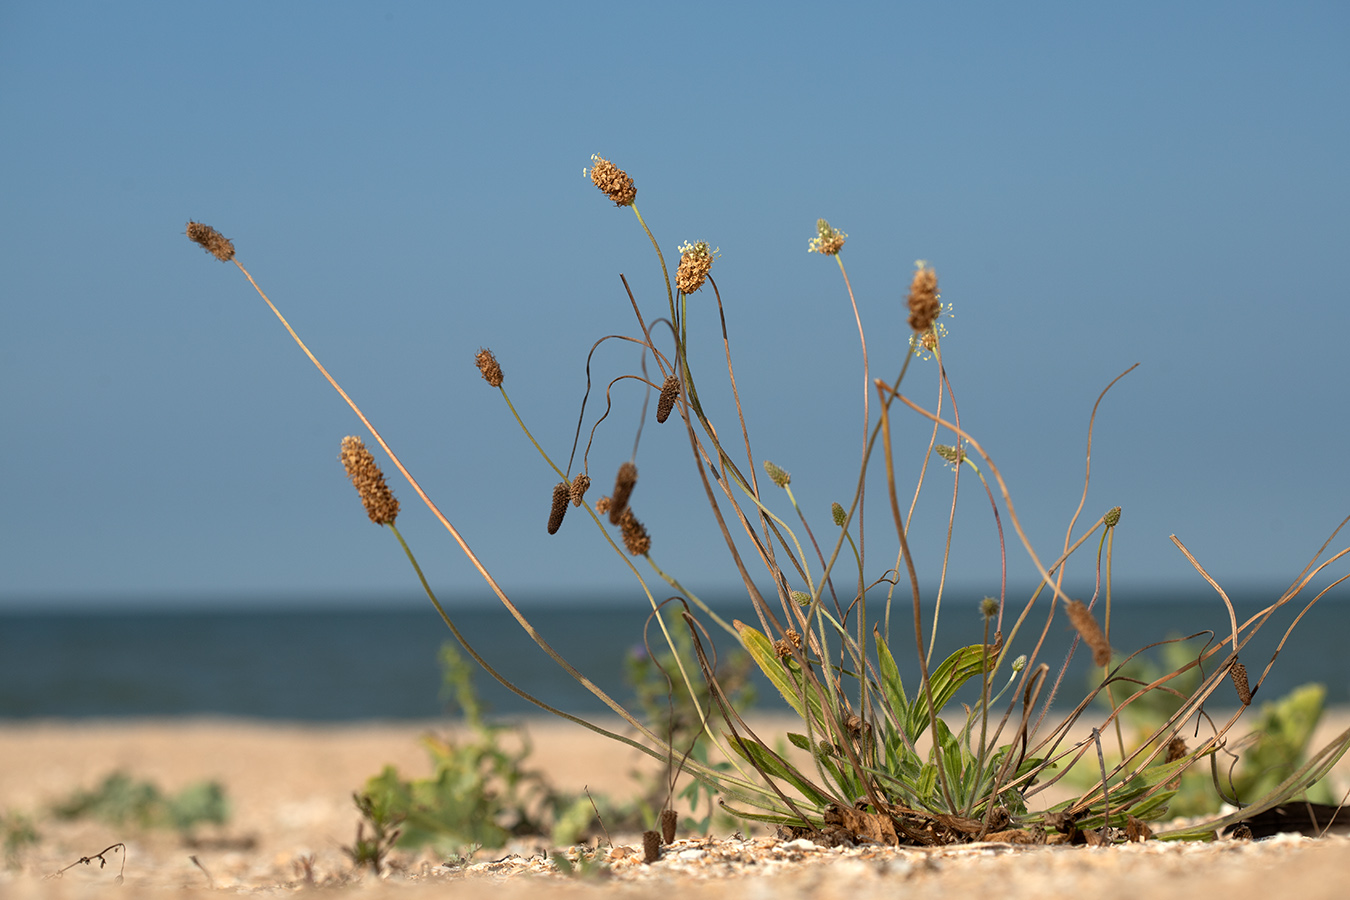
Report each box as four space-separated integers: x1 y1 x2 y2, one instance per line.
590 155 636 207
1065 599 1111 667
340 436 399 526
907 264 941 332
186 221 235 262
1231 660 1252 705
676 241 717 294
618 507 651 556
763 460 791 488
773 628 803 659
1125 816 1154 843
595 495 612 515
660 808 678 844
656 374 680 424
642 830 661 863
569 472 591 507
547 481 569 535
609 462 638 525
1165 736 1188 763
808 219 846 255
475 348 504 387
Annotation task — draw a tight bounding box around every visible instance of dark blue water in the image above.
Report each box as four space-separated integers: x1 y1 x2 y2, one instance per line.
2 588 1347 720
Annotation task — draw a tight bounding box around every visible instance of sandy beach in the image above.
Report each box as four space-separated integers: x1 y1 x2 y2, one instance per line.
2 714 1349 898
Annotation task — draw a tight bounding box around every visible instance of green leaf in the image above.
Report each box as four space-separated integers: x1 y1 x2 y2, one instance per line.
734 621 826 727
905 644 992 739
873 630 910 723
725 734 835 807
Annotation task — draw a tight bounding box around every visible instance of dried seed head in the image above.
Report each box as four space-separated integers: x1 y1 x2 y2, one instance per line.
791 590 812 607
675 241 718 294
569 473 591 507
340 436 399 526
609 462 638 525
642 830 661 863
763 460 791 488
618 507 651 556
1065 599 1111 667
660 808 678 845
980 596 1000 619
808 218 847 255
844 713 871 743
907 263 941 332
547 481 569 535
186 221 235 262
1165 736 1188 763
474 348 504 387
1125 816 1154 842
1231 660 1252 705
1230 823 1253 841
772 629 803 658
831 502 847 527
656 374 680 424
589 154 636 207
1105 506 1122 527
595 495 612 515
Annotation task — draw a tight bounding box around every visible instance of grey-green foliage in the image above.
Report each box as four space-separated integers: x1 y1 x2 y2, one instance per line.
1226 683 1335 806
625 626 757 833
51 773 228 835
1101 639 1337 817
357 643 598 856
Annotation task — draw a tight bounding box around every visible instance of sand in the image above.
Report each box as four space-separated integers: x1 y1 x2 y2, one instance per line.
1 714 1349 898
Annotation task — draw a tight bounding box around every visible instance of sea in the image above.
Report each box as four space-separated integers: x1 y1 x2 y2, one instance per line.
2 587 1347 721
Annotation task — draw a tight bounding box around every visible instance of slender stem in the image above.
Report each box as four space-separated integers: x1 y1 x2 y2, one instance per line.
231 260 657 738
498 387 566 481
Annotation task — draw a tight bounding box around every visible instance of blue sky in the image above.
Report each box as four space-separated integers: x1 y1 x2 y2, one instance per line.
3 2 1348 611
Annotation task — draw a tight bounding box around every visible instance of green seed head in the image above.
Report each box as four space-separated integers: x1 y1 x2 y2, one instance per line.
831 502 847 527
763 460 791 488
934 444 964 465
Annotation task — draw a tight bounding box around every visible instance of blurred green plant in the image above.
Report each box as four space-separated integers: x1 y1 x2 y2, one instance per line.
1230 683 1336 806
343 791 404 875
51 773 228 837
626 622 756 833
355 643 602 857
1088 639 1339 818
2 810 39 870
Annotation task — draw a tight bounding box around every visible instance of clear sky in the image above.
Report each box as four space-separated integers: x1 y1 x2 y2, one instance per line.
3 2 1348 611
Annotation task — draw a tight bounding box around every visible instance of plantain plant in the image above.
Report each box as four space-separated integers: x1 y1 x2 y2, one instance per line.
185 158 1350 845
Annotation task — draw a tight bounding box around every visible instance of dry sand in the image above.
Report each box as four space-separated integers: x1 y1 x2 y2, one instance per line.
1 714 1349 898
